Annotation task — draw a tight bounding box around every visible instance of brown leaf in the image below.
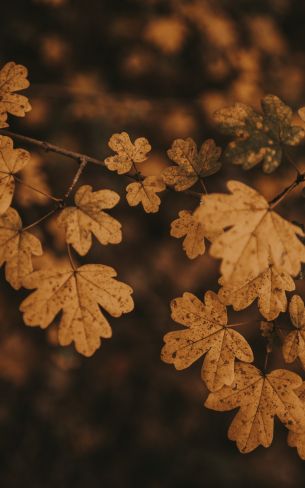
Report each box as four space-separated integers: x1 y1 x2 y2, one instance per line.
161 291 253 391
0 136 30 214
20 264 134 357
0 62 31 128
194 180 305 285
170 209 217 259
218 265 295 321
105 132 151 174
287 383 305 459
205 363 305 453
126 175 165 213
57 185 122 255
0 207 42 289
283 295 305 368
162 138 221 191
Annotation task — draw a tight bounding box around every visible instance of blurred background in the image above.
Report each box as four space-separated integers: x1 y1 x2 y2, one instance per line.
2 0 305 486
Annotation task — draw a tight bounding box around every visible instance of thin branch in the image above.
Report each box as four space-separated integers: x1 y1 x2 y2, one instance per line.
63 157 88 200
269 172 305 209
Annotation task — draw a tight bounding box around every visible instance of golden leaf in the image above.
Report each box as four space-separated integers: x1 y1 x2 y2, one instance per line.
105 132 151 174
0 207 42 289
194 180 305 285
283 295 305 368
218 265 295 321
126 175 165 213
0 62 31 128
205 363 305 453
162 138 221 191
161 291 253 391
170 209 217 259
287 383 305 460
57 185 122 256
20 264 134 357
0 136 30 214
215 95 305 173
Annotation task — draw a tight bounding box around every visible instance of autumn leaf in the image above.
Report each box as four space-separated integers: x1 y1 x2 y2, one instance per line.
161 291 253 391
214 95 304 173
162 138 221 191
0 136 30 214
287 383 305 460
0 62 31 128
194 180 305 285
0 207 42 289
105 132 151 174
170 209 218 259
57 185 122 256
205 363 305 453
282 295 305 369
218 265 295 321
126 175 165 213
20 264 134 357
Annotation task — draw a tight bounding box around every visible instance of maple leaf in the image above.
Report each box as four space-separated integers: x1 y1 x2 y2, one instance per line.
214 95 305 173
170 209 218 259
162 138 221 191
0 62 31 128
218 265 295 321
0 135 30 214
105 132 151 174
205 363 305 453
161 291 253 391
194 180 305 285
0 207 42 289
126 175 165 213
282 295 305 368
20 264 134 357
57 185 122 256
287 383 305 460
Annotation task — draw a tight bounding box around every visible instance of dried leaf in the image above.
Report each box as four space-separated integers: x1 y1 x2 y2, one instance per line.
161 291 253 391
170 209 217 259
205 363 305 453
162 138 221 191
287 383 305 459
215 95 304 173
194 180 305 285
218 265 295 321
57 185 122 256
105 132 151 174
283 295 305 368
0 207 42 289
20 264 134 357
0 62 31 128
0 136 30 214
126 175 165 213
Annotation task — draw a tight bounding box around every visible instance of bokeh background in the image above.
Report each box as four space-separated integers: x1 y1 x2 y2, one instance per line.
2 0 305 486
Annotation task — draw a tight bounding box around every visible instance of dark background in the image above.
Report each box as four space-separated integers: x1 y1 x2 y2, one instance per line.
1 0 305 486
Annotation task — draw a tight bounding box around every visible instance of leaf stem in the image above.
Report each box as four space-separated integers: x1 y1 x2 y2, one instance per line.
14 175 62 202
67 243 77 271
22 208 57 231
269 172 305 209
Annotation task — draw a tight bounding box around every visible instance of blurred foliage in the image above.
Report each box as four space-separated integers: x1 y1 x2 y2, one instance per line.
2 0 305 486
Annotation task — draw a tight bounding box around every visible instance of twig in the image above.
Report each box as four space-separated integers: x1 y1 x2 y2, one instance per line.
269 172 305 209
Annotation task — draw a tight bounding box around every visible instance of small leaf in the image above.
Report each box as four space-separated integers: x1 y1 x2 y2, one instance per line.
105 132 151 174
161 291 253 391
0 207 42 289
283 295 305 369
287 383 305 460
126 175 165 213
205 363 305 453
0 61 31 128
162 138 221 191
57 184 122 256
170 209 217 259
0 136 30 214
20 263 134 357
